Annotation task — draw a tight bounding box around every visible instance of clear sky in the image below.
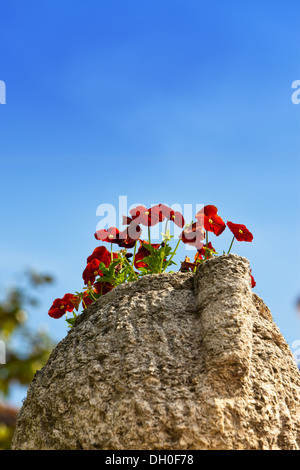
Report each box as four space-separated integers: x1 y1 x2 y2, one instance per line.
1 1 300 404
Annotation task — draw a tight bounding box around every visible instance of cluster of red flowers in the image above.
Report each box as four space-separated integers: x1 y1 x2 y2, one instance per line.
48 293 77 319
178 205 255 287
48 203 255 322
48 245 116 319
94 204 185 244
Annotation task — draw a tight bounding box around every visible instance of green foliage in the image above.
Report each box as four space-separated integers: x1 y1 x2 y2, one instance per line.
0 270 56 449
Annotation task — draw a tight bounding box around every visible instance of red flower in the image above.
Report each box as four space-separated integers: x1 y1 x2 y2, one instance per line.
96 223 142 249
87 246 114 265
169 210 185 228
179 256 197 272
94 281 114 296
152 204 169 219
128 205 162 227
118 224 142 248
82 259 104 285
134 240 160 268
148 205 166 224
157 204 185 227
123 204 185 229
48 293 77 319
197 242 216 259
122 215 133 225
180 222 205 250
81 281 114 308
226 221 253 242
250 269 256 288
81 291 94 308
194 251 203 262
145 204 186 228
196 205 226 236
94 227 120 244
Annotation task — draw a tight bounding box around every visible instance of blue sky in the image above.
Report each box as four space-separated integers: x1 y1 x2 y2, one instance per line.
1 1 300 404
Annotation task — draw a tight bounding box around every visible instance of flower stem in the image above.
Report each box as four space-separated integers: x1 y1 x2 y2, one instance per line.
124 254 138 280
89 290 97 301
204 231 208 260
148 225 151 245
227 236 235 254
159 244 166 273
132 240 137 268
162 239 181 273
164 218 169 234
110 242 113 262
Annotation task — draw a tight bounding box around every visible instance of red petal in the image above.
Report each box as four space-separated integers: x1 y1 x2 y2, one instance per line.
227 221 253 242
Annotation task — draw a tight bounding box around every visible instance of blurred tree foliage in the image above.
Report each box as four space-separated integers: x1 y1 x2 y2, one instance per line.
0 270 56 449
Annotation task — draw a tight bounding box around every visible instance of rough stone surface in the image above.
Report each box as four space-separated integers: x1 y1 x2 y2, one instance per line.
11 254 300 450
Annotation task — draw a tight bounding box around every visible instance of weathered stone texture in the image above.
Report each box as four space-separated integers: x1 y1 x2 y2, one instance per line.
11 254 300 450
